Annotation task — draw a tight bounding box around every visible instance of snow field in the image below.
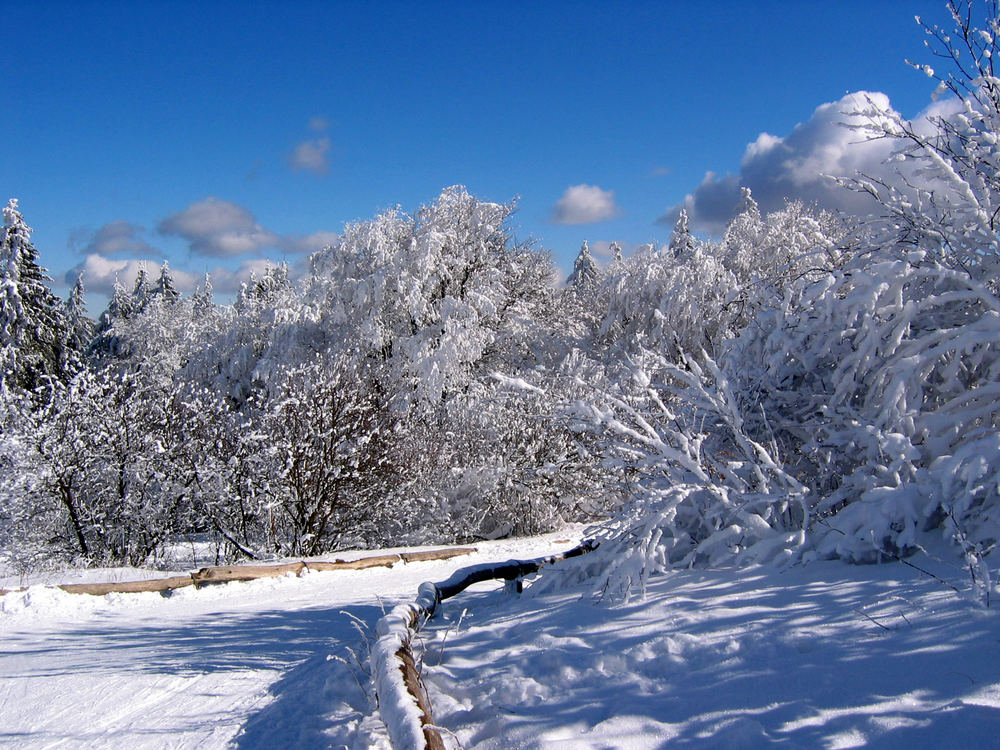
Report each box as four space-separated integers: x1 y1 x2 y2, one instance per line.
0 533 577 749
3 533 998 749
420 556 1000 749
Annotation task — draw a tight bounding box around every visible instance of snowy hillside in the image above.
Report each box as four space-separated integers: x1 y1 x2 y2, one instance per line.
2 532 997 748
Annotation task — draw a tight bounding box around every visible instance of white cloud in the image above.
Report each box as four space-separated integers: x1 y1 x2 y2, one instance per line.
69 220 160 257
67 254 198 297
308 116 329 132
659 91 923 235
204 259 284 295
157 197 279 258
291 136 331 175
551 184 622 225
280 230 340 255
65 254 301 301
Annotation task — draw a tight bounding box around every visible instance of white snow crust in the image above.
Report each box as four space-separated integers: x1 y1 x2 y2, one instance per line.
422 552 1000 748
2 531 997 749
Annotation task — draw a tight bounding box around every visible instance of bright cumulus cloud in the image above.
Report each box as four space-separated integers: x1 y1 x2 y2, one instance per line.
157 197 279 258
551 184 622 225
280 230 340 254
658 91 953 235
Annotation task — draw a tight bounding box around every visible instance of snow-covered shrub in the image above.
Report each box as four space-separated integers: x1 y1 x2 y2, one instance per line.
245 350 411 556
720 193 852 330
419 366 614 542
725 247 1000 562
546 348 809 600
599 239 733 361
1 368 196 566
598 196 847 365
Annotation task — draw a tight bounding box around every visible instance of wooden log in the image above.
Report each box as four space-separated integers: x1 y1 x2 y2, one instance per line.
58 576 196 596
191 561 306 584
0 546 480 598
306 554 403 572
305 547 476 572
399 548 475 564
397 645 446 750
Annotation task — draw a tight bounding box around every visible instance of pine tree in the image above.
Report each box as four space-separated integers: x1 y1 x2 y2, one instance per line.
64 272 94 366
132 265 151 310
0 199 71 394
609 241 624 268
192 273 214 316
567 240 600 288
152 261 180 303
90 276 133 359
668 210 696 260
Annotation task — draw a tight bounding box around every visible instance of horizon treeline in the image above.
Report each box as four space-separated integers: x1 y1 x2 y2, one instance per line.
2 4 999 593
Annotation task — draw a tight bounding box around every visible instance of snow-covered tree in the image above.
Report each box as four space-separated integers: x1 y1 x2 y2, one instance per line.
609 240 624 269
132 265 151 307
599 238 733 361
2 368 196 565
248 351 408 555
192 273 214 317
840 2 1000 286
419 363 614 542
567 240 601 289
64 273 94 363
152 260 180 303
0 199 72 395
668 210 696 260
307 186 561 407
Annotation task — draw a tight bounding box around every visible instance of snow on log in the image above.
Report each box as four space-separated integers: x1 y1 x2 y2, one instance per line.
372 589 447 750
372 541 596 749
58 576 196 596
0 547 476 597
191 561 307 583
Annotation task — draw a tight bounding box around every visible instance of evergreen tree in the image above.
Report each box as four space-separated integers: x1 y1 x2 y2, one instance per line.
609 241 624 269
131 265 151 309
0 199 71 394
668 209 696 260
90 276 132 359
567 240 601 289
64 272 94 366
192 273 214 317
152 261 180 303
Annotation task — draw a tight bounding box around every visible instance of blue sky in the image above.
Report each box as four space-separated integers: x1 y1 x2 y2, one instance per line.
1 0 950 309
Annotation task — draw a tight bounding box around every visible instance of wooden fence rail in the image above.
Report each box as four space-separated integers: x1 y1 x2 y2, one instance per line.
0 547 476 598
372 540 597 750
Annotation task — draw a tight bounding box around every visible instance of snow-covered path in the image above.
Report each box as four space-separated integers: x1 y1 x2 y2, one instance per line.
3 534 999 749
0 534 577 749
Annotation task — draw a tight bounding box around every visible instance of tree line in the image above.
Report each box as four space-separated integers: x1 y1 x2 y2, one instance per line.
2 3 997 592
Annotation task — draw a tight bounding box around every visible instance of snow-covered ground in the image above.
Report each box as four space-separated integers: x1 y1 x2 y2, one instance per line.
2 532 998 749
0 533 578 749
423 551 1000 749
